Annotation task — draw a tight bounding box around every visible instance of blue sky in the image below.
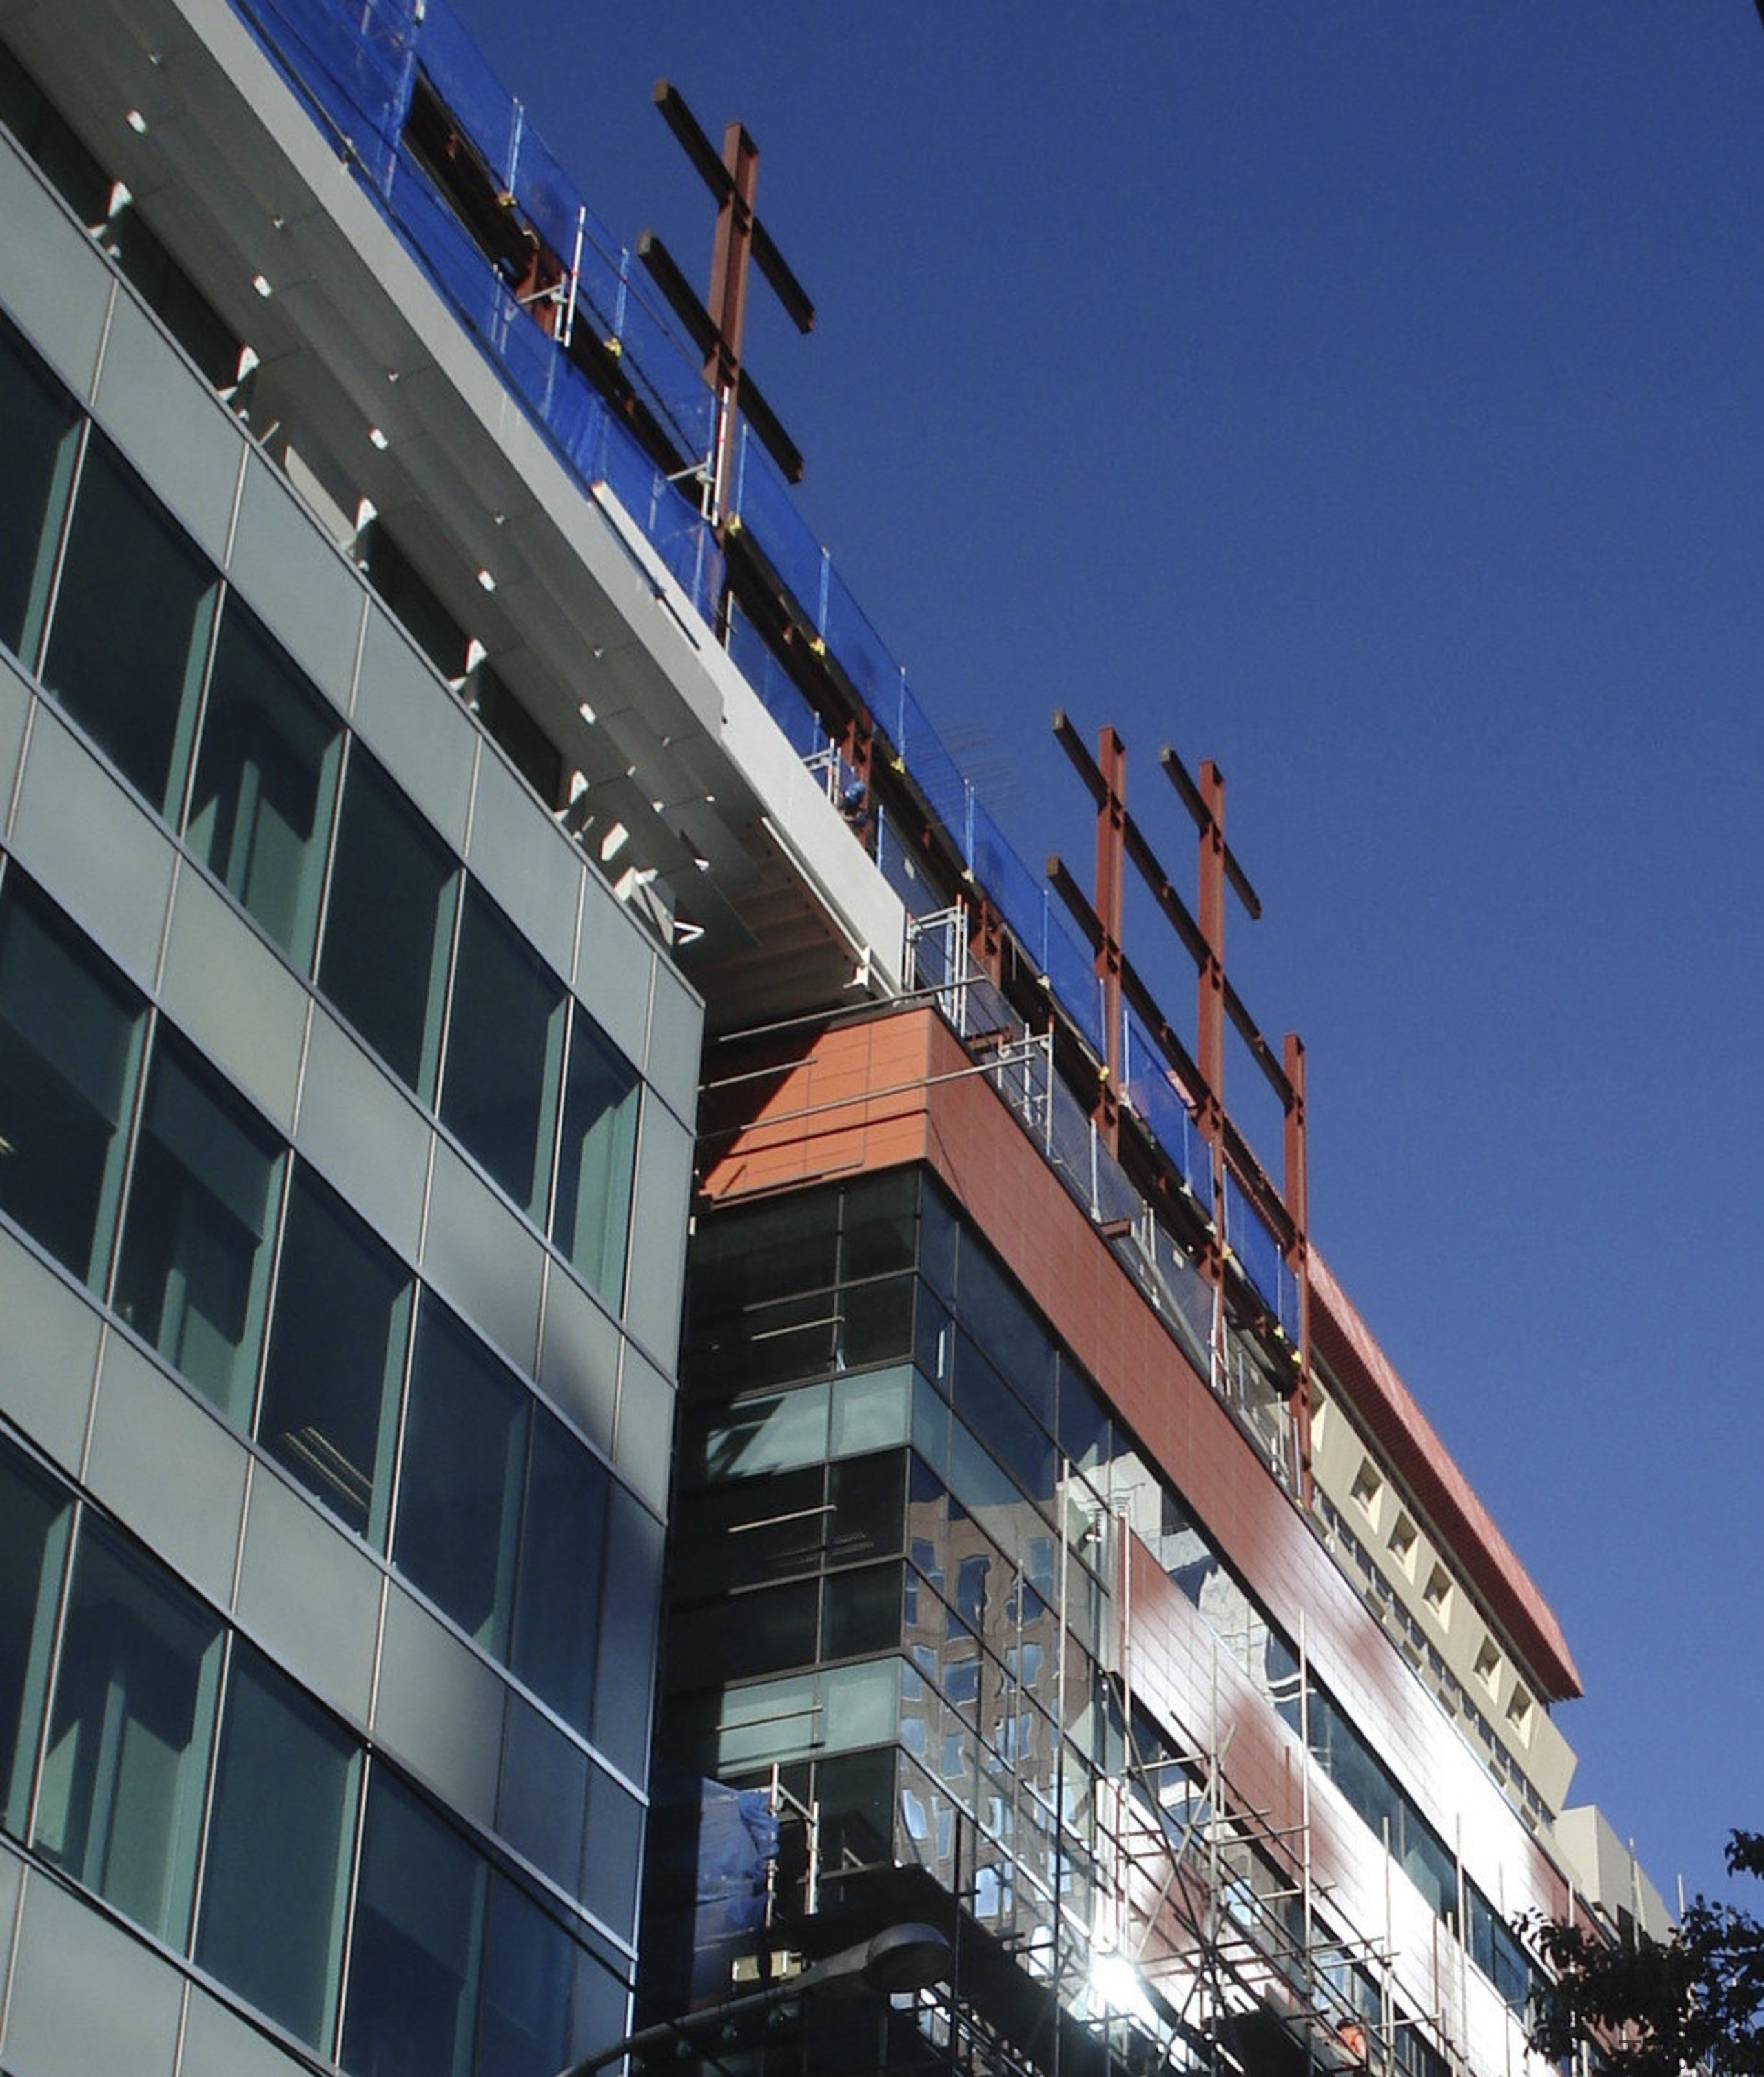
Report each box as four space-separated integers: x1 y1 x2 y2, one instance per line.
446 0 1764 1910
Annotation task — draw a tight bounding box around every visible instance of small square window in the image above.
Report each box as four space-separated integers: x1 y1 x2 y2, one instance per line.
1473 1637 1503 1695
1348 1457 1382 1524
1386 1512 1417 1573
1422 1564 1454 1625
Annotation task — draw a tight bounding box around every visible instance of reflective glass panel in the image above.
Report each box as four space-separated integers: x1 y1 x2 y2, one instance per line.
34 1518 221 1943
185 602 342 965
440 883 566 1217
475 1874 577 2077
553 1009 637 1300
258 1162 410 1541
112 1032 284 1423
342 1770 485 2077
0 1437 71 1838
0 872 145 1283
196 1646 358 2046
393 1297 527 1655
511 1407 607 1733
318 749 457 1097
0 314 79 664
41 434 216 813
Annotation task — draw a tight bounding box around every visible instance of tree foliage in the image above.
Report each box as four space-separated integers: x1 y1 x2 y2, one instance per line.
1528 1832 1764 2076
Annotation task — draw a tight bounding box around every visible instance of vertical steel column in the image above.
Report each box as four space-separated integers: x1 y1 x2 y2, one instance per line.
704 121 758 529
1195 761 1229 1387
1283 1031 1313 1506
1093 726 1127 1152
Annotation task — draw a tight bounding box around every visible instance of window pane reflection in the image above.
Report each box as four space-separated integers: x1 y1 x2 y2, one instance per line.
553 1010 637 1301
258 1163 409 1541
0 872 145 1285
0 1437 71 1839
186 602 342 965
440 884 565 1217
34 1519 221 1945
0 314 79 663
394 1298 526 1657
112 1032 285 1422
511 1410 606 1730
41 434 216 814
342 1771 485 2077
319 750 456 1098
196 1646 358 2046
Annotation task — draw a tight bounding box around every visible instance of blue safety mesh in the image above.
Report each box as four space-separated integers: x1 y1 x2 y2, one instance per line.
234 0 417 194
820 564 898 715
1121 1011 1211 1203
728 424 825 620
510 122 586 278
1224 1176 1300 1340
232 0 1260 1227
969 801 1040 947
413 0 515 180
1042 908 1107 1058
728 611 826 758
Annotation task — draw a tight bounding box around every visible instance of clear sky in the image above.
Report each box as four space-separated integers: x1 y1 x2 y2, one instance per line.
444 0 1764 1911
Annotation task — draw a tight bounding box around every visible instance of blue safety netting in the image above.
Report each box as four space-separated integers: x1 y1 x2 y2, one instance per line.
728 608 826 758
1223 1174 1300 1342
1121 1010 1212 1204
232 0 1283 1280
236 0 418 194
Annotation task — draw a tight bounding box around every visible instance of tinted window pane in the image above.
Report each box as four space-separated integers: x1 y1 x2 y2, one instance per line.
511 1409 607 1732
113 1034 284 1422
393 1298 526 1655
319 751 456 1096
342 1771 484 2077
688 1186 839 1318
0 316 79 663
475 1874 576 2077
34 1520 220 1943
593 1488 663 1779
41 435 215 813
553 1011 637 1300
0 1438 71 1838
840 1169 918 1282
440 884 565 1217
823 1563 903 1660
0 874 145 1282
827 1453 906 1568
186 602 342 964
196 1647 357 2045
258 1163 409 1541
958 1241 1056 1429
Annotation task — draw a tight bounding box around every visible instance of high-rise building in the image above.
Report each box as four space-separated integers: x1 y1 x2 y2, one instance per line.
0 3 1667 2076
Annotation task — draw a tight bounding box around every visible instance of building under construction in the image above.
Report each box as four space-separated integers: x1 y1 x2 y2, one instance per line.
0 2 1669 2075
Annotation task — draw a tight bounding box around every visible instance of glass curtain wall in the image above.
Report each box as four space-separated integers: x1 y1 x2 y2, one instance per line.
673 1167 1540 2032
0 1424 629 2069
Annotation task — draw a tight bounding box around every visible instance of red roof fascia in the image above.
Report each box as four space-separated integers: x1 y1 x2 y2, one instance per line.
1308 1249 1583 1703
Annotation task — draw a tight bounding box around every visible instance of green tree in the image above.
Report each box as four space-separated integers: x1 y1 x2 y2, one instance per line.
1528 1831 1764 2076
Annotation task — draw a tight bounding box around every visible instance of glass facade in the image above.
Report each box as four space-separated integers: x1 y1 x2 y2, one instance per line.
675 1169 1539 2036
1 1424 628 2067
0 184 693 2074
